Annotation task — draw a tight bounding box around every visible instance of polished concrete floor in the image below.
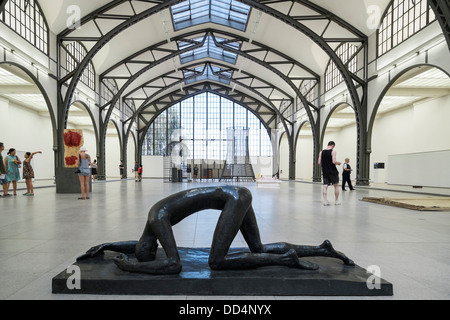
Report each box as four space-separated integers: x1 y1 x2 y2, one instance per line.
0 179 449 300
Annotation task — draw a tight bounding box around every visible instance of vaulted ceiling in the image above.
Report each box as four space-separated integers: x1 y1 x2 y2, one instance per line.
37 0 388 133
2 0 448 137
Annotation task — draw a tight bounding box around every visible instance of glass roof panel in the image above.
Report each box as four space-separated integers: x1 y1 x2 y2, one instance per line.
178 35 240 64
171 0 251 31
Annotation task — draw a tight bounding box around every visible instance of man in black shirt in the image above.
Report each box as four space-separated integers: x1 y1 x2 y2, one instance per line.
318 141 341 206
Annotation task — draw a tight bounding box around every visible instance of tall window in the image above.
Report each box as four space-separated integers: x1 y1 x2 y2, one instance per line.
377 0 436 56
0 0 49 54
142 92 273 159
325 43 358 91
66 42 96 90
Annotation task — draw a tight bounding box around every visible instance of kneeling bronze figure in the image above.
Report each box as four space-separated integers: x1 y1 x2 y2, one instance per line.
78 186 354 274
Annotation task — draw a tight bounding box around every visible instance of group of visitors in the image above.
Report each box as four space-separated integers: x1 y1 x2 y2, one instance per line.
318 141 355 206
132 161 143 182
2 139 353 203
0 142 42 197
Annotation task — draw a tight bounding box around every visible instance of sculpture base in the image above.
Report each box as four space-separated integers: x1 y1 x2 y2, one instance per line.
52 248 393 296
55 168 92 194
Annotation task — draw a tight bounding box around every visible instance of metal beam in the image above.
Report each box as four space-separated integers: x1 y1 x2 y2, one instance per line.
0 0 7 13
428 0 450 52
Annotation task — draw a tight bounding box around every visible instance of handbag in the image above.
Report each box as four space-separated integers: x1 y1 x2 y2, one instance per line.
74 154 81 174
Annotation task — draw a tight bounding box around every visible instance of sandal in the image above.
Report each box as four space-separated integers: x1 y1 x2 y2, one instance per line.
78 197 85 200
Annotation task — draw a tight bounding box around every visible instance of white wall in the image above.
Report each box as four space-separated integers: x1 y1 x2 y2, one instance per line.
279 135 289 179
295 132 314 180
142 156 164 178
285 94 450 187
0 98 54 180
126 135 136 177
371 94 450 185
388 150 450 188
105 131 121 178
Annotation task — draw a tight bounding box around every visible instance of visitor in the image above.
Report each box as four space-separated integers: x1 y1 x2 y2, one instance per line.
138 164 143 182
91 159 97 182
342 158 355 191
5 148 21 196
23 151 42 196
133 161 139 181
0 142 9 197
193 164 199 181
318 141 341 206
77 146 92 200
119 161 124 179
186 164 192 182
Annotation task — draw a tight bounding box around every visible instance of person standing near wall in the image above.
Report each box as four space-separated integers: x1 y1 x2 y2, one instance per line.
133 161 139 181
5 148 21 196
77 146 92 200
138 164 143 182
23 151 42 196
186 164 192 182
119 161 124 179
0 143 9 197
342 158 355 191
91 160 97 182
318 141 341 206
193 164 199 182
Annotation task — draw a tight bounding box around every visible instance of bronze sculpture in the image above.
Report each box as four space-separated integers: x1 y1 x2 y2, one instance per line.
78 186 354 274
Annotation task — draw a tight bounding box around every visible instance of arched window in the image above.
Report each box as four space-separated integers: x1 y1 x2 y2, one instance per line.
0 0 49 54
377 0 436 56
143 92 273 158
66 42 96 90
324 43 358 92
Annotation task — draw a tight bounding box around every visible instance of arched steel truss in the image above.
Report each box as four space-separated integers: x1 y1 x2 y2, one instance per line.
55 0 370 182
133 81 277 156
429 0 450 52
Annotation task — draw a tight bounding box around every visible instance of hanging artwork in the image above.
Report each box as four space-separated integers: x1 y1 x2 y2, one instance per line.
64 129 84 168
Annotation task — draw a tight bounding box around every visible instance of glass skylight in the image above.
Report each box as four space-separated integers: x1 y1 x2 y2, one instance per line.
171 0 251 31
183 63 232 85
178 35 240 64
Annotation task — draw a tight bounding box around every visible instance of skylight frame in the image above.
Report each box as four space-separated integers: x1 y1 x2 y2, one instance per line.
171 0 251 32
183 63 232 85
178 35 240 65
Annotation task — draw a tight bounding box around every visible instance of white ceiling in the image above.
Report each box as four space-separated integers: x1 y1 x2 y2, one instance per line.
2 0 448 134
326 66 450 130
38 0 387 96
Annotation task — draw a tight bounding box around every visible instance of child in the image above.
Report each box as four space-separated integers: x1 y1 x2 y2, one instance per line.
138 165 143 182
23 151 42 196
